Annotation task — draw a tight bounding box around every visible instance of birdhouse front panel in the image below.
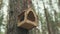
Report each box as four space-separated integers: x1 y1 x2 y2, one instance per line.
17 8 38 29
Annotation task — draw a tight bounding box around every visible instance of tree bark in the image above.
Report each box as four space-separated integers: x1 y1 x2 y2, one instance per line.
6 0 30 34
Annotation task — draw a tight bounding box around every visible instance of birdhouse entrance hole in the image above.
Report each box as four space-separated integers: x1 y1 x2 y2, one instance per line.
18 12 25 22
27 11 35 21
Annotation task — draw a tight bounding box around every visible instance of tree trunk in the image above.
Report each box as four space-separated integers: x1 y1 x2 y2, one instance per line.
42 1 53 34
6 0 30 34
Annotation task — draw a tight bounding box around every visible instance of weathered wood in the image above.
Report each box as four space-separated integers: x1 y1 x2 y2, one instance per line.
17 8 38 29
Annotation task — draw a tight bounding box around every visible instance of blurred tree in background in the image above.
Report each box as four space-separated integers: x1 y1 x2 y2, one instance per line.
30 0 60 34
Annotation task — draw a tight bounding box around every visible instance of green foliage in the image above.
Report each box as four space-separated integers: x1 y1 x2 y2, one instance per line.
0 11 3 34
31 0 60 34
0 14 3 26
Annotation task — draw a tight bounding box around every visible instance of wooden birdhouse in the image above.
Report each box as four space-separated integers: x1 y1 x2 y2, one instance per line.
17 8 38 29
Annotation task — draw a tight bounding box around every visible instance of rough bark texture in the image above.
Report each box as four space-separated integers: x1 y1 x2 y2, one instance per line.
6 0 31 34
